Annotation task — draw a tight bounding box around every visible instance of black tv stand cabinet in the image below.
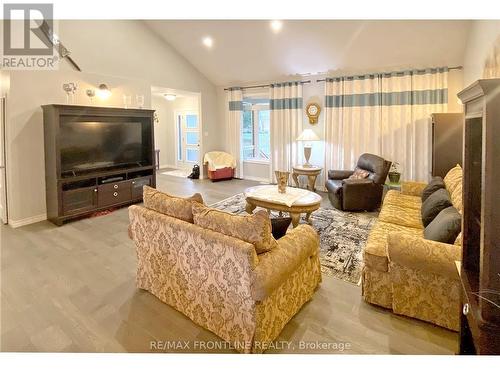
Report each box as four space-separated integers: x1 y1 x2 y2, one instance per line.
42 105 156 226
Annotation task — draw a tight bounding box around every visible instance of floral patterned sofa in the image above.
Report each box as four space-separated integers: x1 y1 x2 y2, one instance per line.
128 187 322 353
361 165 463 331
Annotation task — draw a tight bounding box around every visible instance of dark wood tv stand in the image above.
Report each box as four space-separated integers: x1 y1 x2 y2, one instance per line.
42 105 156 226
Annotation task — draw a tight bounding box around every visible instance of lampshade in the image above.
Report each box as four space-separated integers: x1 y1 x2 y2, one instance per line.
297 129 320 142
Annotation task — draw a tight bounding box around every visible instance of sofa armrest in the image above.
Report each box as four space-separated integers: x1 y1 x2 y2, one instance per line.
401 181 427 197
342 178 377 193
251 225 319 301
328 170 354 180
387 233 462 280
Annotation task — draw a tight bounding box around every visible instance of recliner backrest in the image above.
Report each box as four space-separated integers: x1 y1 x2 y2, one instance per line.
356 153 392 185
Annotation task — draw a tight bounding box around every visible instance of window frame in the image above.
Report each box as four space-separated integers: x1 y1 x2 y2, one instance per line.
242 103 270 163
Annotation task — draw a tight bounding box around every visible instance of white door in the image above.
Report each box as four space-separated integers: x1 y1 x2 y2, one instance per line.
0 97 8 224
176 112 200 169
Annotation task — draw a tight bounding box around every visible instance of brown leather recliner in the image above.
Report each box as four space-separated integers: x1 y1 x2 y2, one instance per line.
325 153 391 211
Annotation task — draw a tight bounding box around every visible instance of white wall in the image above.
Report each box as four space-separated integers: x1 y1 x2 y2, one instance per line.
4 20 220 226
463 20 500 87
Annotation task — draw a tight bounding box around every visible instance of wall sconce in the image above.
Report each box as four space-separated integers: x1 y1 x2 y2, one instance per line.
86 89 95 104
62 82 78 104
97 83 111 100
164 94 176 101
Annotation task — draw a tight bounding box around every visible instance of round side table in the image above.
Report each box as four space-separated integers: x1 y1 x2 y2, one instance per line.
292 165 323 192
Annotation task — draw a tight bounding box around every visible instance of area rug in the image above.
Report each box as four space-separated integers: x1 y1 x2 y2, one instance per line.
210 193 377 284
161 169 191 178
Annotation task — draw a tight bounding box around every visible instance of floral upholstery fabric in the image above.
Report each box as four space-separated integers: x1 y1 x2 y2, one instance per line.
143 185 203 223
450 180 463 213
192 202 278 254
252 225 319 301
378 203 423 229
128 205 321 353
383 190 422 210
362 175 463 331
390 264 461 331
361 267 392 309
387 233 462 280
401 181 427 197
364 221 423 272
254 255 321 353
444 164 462 197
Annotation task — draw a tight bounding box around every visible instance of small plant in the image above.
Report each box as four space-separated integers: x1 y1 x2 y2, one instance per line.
390 162 400 173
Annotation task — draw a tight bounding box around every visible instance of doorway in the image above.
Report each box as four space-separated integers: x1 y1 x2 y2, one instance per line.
150 86 202 176
175 111 200 170
0 97 8 224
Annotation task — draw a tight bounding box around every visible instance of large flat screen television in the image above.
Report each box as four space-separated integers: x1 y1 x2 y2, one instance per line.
60 121 148 173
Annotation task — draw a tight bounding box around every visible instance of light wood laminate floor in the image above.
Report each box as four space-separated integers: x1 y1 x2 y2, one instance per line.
0 171 458 354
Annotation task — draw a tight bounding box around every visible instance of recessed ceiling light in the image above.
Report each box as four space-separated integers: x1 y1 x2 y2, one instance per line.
202 36 214 48
164 94 176 101
270 20 283 33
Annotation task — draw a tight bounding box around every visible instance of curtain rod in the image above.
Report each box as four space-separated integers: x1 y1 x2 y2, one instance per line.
224 80 311 91
315 66 463 83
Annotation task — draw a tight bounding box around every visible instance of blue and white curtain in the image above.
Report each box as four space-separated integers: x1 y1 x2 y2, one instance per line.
225 88 244 178
269 82 303 181
324 67 448 182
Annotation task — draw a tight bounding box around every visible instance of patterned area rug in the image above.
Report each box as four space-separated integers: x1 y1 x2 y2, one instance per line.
210 193 378 284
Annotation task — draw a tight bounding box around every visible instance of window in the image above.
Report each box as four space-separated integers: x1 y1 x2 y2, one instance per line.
242 102 270 161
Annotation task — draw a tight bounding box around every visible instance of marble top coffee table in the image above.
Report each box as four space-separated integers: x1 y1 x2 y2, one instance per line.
244 185 322 228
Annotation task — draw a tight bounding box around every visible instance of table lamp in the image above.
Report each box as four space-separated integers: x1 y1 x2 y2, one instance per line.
297 129 320 167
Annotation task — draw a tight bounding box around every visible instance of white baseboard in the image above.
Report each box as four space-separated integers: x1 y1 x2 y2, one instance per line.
159 164 177 169
9 213 47 228
243 175 271 183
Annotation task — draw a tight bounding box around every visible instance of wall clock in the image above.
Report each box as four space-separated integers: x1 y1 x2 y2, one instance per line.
306 103 321 124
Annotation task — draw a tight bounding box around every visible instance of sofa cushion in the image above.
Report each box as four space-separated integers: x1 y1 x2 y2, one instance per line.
424 206 462 244
143 186 203 223
364 221 423 272
443 164 463 213
378 203 423 229
192 202 278 254
444 164 462 194
421 176 445 202
348 167 370 180
421 188 452 227
450 180 463 213
383 190 421 210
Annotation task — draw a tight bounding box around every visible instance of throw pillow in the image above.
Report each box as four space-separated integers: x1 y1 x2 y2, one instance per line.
271 217 292 240
143 185 203 223
443 164 462 195
349 167 370 180
421 176 446 202
192 202 278 254
421 188 452 227
424 206 462 244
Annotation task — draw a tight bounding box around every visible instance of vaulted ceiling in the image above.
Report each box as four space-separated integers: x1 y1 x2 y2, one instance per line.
145 20 471 86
